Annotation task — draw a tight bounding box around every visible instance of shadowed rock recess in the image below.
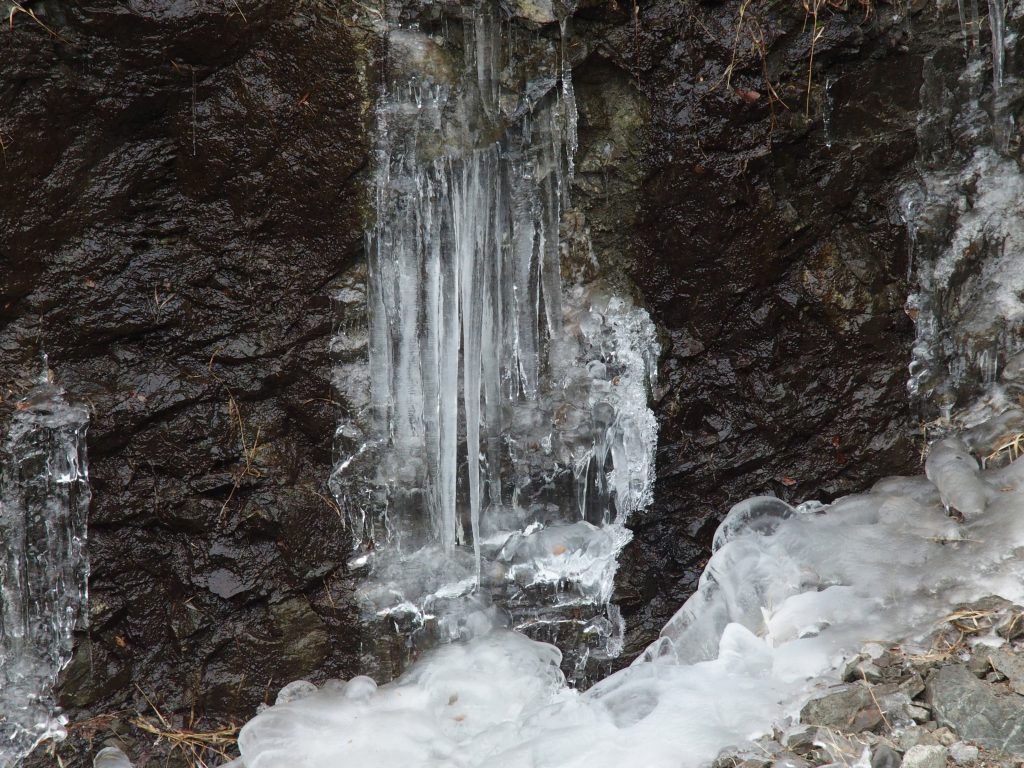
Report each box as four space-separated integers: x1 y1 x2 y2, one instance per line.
0 0 944 760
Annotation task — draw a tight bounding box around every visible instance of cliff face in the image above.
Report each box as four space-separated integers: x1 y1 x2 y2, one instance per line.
587 0 943 659
1 0 373 730
0 0 949 759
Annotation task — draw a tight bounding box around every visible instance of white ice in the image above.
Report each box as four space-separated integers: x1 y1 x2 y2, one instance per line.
333 3 660 665
228 420 1024 768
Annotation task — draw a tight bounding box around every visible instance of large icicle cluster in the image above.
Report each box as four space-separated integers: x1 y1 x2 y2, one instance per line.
330 2 659 668
0 383 90 763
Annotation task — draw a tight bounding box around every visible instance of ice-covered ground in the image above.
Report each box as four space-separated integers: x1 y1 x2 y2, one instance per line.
223 409 1024 768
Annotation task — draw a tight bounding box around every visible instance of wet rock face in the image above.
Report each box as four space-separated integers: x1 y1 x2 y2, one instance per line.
1 0 370 732
1 0 953 753
569 0 956 658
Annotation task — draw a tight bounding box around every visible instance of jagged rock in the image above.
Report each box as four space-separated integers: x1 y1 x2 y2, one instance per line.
770 754 811 768
896 726 943 752
949 742 980 766
871 744 902 768
901 745 948 768
927 665 1024 754
932 727 958 747
781 725 819 754
877 691 931 725
985 648 1024 695
388 29 457 86
967 653 993 678
506 0 557 24
801 685 873 728
845 655 885 684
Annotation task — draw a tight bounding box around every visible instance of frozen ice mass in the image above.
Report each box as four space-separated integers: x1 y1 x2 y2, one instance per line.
328 2 659 677
0 380 90 763
227 438 1024 767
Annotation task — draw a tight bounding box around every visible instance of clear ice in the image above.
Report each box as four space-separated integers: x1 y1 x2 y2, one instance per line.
1 383 91 764
330 2 659 671
903 0 1022 417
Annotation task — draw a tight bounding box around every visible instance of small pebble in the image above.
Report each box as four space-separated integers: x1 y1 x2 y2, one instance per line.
871 744 901 768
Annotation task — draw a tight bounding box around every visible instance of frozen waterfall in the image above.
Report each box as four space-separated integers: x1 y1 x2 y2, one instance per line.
329 3 659 677
0 381 90 764
221 0 1024 766
902 0 1022 422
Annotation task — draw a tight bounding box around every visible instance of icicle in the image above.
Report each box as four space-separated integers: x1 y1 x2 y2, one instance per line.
989 0 1005 90
0 383 91 762
335 1 660 675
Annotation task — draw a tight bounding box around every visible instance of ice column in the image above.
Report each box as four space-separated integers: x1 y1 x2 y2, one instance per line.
0 383 91 762
333 2 659 676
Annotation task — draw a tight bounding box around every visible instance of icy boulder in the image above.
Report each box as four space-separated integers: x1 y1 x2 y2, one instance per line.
925 437 991 518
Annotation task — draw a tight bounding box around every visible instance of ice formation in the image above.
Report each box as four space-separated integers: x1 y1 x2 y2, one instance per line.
329 2 659 670
902 0 1023 416
230 410 1024 768
196 0 1024 764
0 382 91 763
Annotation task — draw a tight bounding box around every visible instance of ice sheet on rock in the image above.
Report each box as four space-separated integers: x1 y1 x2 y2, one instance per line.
904 21 1024 416
234 436 1024 768
234 623 797 768
0 383 90 763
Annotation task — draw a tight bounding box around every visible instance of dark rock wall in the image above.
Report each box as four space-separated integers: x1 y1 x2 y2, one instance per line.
0 0 958 757
567 0 949 657
1 0 373 733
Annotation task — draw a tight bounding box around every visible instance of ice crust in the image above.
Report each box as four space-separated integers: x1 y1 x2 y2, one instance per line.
231 430 1024 768
903 0 1024 414
0 383 90 763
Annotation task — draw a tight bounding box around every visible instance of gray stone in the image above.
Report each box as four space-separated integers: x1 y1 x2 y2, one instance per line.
967 653 993 678
770 754 812 768
932 727 958 746
900 674 927 699
846 655 885 684
879 691 931 725
800 685 873 729
506 0 557 24
986 648 1024 695
927 664 1024 754
871 744 901 768
388 30 457 86
896 726 941 751
901 745 948 768
949 742 980 765
782 725 819 754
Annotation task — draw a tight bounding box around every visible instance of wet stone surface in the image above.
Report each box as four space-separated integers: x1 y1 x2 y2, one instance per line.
1 0 372 756
579 0 959 661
